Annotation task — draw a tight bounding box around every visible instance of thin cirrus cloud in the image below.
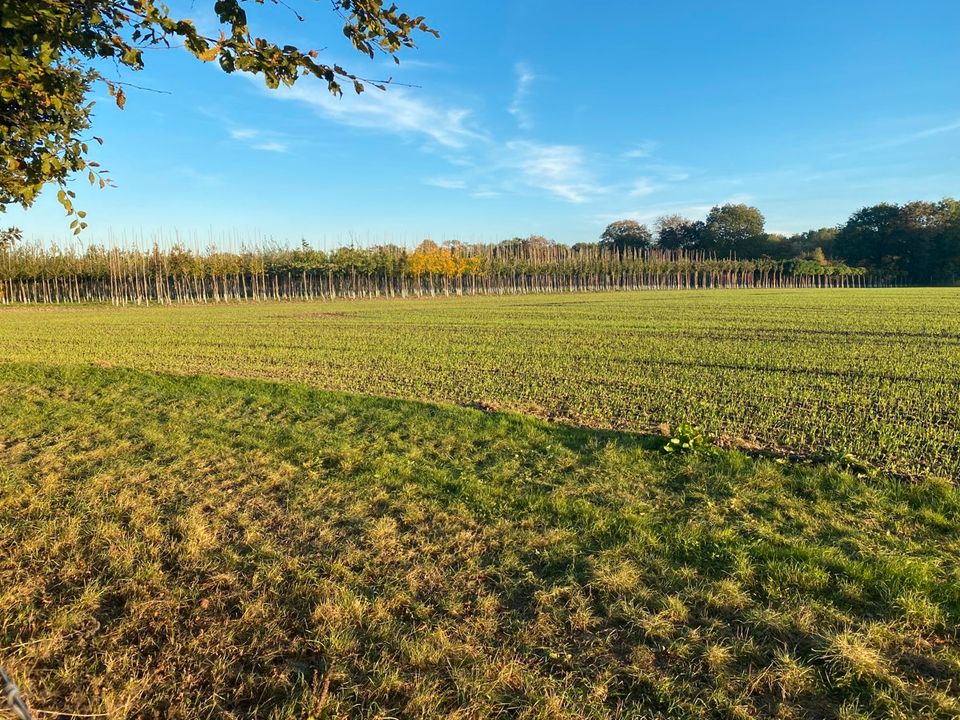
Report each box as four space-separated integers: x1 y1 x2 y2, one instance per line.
229 127 289 153
427 141 606 204
267 79 484 149
255 71 611 203
829 116 960 159
424 177 468 190
250 68 681 206
872 117 960 150
624 141 659 159
504 141 604 204
252 141 289 153
508 62 536 130
628 178 658 197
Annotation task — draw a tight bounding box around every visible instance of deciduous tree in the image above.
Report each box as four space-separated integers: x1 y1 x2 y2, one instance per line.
701 204 766 255
655 214 704 251
784 227 838 258
600 220 652 251
833 203 904 277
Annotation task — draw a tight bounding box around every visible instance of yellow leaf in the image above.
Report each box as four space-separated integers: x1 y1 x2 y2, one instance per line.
198 45 219 62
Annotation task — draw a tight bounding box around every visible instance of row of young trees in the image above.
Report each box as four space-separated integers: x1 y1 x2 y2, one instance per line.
0 229 873 305
598 198 960 285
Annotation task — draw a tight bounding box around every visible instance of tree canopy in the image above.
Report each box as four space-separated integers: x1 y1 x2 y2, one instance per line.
600 220 653 250
655 214 704 251
835 199 960 284
640 199 960 285
701 204 766 255
0 0 437 230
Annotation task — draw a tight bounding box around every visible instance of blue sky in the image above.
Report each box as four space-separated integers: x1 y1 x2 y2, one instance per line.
8 0 960 247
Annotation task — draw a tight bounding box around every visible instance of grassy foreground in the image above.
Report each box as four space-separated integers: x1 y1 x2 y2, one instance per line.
2 364 958 719
0 289 958 478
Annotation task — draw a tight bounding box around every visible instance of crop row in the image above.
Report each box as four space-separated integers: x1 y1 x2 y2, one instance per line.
0 289 956 477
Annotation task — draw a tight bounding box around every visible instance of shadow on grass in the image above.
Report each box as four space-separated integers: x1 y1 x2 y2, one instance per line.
0 359 667 465
1 361 959 719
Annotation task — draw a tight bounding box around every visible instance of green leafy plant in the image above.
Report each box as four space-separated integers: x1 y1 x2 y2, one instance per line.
663 421 708 453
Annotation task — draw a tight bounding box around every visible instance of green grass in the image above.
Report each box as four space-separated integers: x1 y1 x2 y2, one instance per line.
2 364 959 719
2 289 959 718
1 289 958 477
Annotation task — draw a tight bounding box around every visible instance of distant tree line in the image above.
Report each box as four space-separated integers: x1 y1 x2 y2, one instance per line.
0 229 872 306
4 196 954 305
597 198 960 285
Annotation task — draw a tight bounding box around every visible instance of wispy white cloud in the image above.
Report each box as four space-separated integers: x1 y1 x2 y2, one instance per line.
229 127 288 152
873 118 960 149
230 128 259 141
624 141 659 159
252 141 289 153
830 116 960 159
505 141 604 203
420 140 606 204
269 80 484 149
424 177 467 190
508 62 536 130
628 178 658 197
244 71 682 206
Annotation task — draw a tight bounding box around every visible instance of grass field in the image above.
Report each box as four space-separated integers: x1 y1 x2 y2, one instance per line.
2 289 959 719
1 288 958 477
